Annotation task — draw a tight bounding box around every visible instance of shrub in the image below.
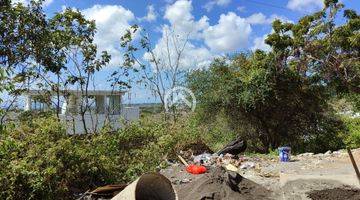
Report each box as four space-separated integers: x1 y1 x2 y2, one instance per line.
0 116 126 199
344 117 360 148
187 54 347 153
0 113 212 199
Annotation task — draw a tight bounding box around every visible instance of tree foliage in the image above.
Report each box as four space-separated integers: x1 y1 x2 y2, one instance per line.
0 2 116 130
188 52 346 153
188 1 359 152
266 0 359 103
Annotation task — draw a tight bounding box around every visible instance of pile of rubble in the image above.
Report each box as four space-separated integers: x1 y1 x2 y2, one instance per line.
177 138 254 171
186 152 257 170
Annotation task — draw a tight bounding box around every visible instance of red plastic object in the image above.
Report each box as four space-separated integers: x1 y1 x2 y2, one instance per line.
186 164 207 174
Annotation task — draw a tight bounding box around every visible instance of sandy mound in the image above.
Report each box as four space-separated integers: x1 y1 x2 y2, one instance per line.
177 167 272 200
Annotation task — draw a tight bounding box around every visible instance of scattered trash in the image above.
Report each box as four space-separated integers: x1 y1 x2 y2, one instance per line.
224 163 239 172
178 154 207 175
177 155 189 166
217 138 247 156
178 141 214 160
181 178 191 183
240 161 256 169
186 164 207 174
193 153 213 164
278 146 291 162
216 153 244 167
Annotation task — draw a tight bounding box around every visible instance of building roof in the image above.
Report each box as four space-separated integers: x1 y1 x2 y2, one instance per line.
24 89 125 96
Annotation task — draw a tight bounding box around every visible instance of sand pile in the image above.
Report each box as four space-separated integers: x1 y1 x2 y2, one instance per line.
177 167 272 200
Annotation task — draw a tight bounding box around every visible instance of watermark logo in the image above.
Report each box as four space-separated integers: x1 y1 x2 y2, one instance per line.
164 86 196 112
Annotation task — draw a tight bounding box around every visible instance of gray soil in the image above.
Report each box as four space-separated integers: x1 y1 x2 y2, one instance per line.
307 187 360 200
178 167 272 200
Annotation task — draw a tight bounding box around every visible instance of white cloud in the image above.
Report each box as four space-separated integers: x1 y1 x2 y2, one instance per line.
43 0 53 6
252 34 271 52
140 5 157 22
164 0 209 39
12 0 27 4
147 0 257 69
204 0 232 12
142 0 217 70
148 0 255 70
203 12 251 52
12 0 53 6
143 26 214 70
246 13 267 24
287 0 323 12
82 5 135 67
181 44 214 69
246 13 291 25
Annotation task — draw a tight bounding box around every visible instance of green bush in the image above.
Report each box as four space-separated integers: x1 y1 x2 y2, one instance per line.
6 111 354 199
0 113 212 199
187 55 352 153
0 116 163 199
298 115 347 153
344 117 360 148
0 116 122 199
1 110 357 199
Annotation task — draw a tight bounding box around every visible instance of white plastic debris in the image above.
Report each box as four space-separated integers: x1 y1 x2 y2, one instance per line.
240 162 255 169
193 153 214 165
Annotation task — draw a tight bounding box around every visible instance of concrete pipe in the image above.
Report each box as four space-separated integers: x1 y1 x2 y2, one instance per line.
112 173 177 200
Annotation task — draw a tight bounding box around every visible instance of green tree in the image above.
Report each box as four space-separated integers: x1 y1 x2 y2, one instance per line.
188 52 345 153
188 0 358 153
0 0 56 127
1 2 112 131
265 0 359 107
47 8 110 133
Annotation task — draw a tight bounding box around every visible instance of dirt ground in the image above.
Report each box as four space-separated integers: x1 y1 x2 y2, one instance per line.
307 187 360 200
177 167 272 200
161 148 360 200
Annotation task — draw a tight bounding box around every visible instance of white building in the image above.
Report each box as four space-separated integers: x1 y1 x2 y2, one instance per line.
24 90 139 134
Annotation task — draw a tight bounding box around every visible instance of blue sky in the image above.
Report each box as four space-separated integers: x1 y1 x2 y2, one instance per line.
13 0 360 104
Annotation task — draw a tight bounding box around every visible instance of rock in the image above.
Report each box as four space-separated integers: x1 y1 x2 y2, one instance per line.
324 150 332 155
298 153 314 157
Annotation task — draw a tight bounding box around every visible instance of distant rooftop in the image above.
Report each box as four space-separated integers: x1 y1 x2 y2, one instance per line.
24 89 125 96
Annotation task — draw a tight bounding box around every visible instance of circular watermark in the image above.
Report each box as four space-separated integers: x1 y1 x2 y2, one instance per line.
164 86 196 112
